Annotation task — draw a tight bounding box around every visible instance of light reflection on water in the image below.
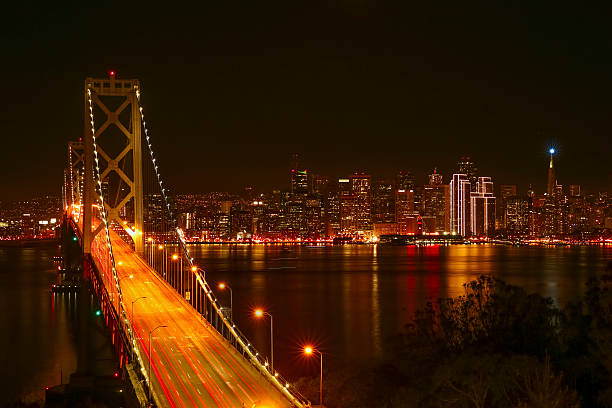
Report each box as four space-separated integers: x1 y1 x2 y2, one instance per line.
0 246 78 405
191 244 612 378
1 243 610 400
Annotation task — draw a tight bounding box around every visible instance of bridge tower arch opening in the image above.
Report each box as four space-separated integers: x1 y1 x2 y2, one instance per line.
66 140 84 210
82 74 144 255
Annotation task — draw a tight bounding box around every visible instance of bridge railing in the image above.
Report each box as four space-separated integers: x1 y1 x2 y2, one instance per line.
83 86 311 407
141 235 311 408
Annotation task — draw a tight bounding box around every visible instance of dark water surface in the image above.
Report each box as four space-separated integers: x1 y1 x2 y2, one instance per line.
0 245 77 405
1 244 611 402
191 244 612 378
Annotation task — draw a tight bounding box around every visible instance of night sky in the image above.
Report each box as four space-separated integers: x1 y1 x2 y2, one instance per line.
1 2 611 200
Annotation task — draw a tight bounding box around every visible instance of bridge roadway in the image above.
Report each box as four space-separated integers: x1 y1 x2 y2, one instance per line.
92 227 292 408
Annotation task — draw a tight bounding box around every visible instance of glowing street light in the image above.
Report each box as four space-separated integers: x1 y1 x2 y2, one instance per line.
171 254 182 292
131 296 147 360
303 345 323 407
118 274 134 283
218 282 233 319
549 147 556 155
254 308 274 373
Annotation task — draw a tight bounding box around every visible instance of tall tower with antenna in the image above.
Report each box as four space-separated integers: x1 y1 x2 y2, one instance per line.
546 147 556 196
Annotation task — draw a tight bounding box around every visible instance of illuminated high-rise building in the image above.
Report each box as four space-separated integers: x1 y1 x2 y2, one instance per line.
546 148 556 196
304 196 323 238
505 196 529 235
395 189 418 234
569 185 581 197
291 169 309 194
396 171 416 191
311 174 330 195
423 180 450 233
339 194 359 235
428 168 443 186
499 184 517 228
543 148 563 235
457 156 478 190
450 174 471 236
372 179 395 223
338 178 351 194
350 173 372 230
470 177 496 237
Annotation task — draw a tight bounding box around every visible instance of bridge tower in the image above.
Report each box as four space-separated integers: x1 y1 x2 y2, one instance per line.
66 140 84 209
82 74 144 255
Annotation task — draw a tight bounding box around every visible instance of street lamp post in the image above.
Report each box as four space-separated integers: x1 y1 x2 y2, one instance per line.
171 253 181 290
304 346 323 407
158 244 166 278
130 297 147 360
148 325 168 400
218 283 233 320
192 266 208 318
254 309 274 374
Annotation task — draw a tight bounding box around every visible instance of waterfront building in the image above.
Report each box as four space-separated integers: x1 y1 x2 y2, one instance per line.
372 179 395 223
350 173 372 230
373 222 397 237
304 196 323 238
395 189 418 234
423 182 450 233
339 194 359 235
470 177 496 237
505 196 530 235
457 156 478 190
450 174 471 236
498 184 517 228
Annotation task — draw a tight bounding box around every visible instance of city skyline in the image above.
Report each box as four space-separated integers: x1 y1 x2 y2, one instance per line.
5 146 610 241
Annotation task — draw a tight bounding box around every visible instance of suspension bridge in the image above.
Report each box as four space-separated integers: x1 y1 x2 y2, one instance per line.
61 73 310 408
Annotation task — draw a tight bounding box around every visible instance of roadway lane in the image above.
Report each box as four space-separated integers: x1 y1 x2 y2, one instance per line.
94 230 293 408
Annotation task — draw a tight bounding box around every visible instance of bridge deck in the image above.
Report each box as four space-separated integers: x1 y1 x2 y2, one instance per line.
92 227 292 408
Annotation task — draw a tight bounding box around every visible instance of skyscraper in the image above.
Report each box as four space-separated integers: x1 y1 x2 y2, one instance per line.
547 148 556 196
470 177 496 237
396 171 416 191
291 169 309 194
569 185 581 197
372 179 395 223
505 196 530 235
428 168 443 186
423 171 450 233
457 156 478 190
499 184 517 228
395 189 418 234
450 174 471 236
339 194 359 235
350 173 372 230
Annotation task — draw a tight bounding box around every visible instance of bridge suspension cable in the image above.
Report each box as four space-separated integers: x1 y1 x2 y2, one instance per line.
86 87 150 390
136 91 310 408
